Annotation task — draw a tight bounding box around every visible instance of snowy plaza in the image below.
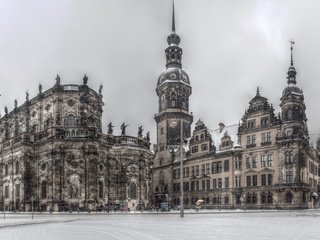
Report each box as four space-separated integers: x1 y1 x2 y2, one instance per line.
0 210 320 240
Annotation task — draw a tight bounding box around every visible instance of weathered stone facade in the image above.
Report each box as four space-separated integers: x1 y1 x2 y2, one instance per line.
151 9 320 210
0 76 153 212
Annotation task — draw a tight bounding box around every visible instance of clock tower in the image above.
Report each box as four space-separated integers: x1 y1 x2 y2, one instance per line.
152 3 193 207
154 3 193 163
276 41 310 206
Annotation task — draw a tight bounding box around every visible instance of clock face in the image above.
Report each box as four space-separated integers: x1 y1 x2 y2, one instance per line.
169 120 178 128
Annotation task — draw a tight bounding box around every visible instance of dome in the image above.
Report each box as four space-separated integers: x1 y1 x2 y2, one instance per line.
282 85 303 97
157 67 190 86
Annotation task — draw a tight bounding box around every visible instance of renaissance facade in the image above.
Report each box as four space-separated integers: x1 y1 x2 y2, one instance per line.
0 77 153 212
151 8 320 209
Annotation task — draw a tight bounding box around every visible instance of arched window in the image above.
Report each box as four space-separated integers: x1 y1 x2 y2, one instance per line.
15 161 19 174
31 124 38 134
129 182 137 199
44 118 51 130
66 115 77 127
99 181 104 199
41 181 47 199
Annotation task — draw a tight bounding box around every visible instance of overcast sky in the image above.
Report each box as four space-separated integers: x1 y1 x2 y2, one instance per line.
1 0 320 145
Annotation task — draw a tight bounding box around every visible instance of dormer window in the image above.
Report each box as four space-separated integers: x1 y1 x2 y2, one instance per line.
261 117 269 126
247 119 256 128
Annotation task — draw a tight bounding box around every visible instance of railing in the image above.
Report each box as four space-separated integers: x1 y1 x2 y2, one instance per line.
261 141 272 146
101 135 150 149
272 183 310 191
246 143 256 148
63 85 79 91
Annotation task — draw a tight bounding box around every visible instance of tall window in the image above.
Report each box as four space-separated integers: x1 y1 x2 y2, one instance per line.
247 136 251 145
267 154 273 167
266 132 271 142
235 157 242 170
261 174 266 186
252 175 257 186
247 176 251 187
261 133 266 143
247 119 256 128
285 151 293 164
99 181 104 198
225 177 229 188
201 164 205 175
205 164 210 175
235 176 241 187
252 135 256 145
4 164 8 176
261 117 269 126
159 171 164 187
212 179 217 189
44 118 51 130
224 160 229 172
286 171 294 183
267 174 273 185
66 115 77 127
252 157 257 168
261 155 267 168
41 181 47 199
186 167 190 178
246 157 251 169
202 180 206 190
16 184 20 197
5 186 9 198
16 161 20 174
195 166 199 176
129 182 137 199
217 162 222 173
218 178 222 189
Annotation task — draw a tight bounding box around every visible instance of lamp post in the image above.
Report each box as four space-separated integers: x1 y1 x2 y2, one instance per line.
179 119 184 218
218 182 222 212
31 196 34 220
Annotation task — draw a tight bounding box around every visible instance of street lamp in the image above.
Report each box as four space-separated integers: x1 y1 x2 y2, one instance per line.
218 181 222 212
179 119 184 218
31 196 34 220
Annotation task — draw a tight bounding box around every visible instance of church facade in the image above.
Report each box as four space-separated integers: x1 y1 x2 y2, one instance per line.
0 77 153 212
151 7 320 210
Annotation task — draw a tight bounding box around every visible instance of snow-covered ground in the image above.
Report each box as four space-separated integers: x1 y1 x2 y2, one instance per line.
0 210 319 240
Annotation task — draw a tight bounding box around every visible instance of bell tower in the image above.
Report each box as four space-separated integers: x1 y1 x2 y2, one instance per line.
154 2 193 164
280 41 308 139
277 41 310 206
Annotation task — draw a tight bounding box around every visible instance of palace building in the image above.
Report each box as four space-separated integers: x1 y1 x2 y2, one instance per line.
151 6 320 210
0 76 153 212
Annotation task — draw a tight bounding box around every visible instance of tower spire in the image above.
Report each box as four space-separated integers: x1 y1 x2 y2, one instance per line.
287 39 297 85
172 1 176 33
290 39 295 66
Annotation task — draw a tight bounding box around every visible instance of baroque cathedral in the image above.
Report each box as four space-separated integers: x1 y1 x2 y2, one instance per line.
0 76 153 212
151 6 320 209
1 4 320 212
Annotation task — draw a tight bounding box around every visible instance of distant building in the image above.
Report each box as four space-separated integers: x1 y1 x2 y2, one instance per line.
151 6 320 210
0 75 152 212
